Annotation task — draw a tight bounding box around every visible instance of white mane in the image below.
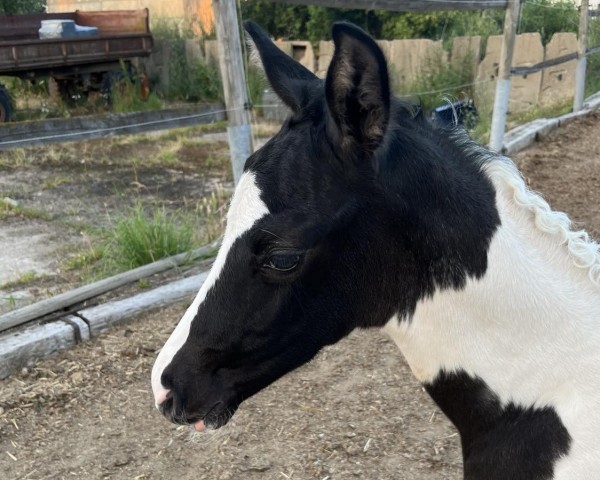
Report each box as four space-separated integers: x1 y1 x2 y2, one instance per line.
483 156 600 287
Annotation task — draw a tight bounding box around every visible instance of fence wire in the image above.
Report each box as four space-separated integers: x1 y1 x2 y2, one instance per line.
0 107 238 148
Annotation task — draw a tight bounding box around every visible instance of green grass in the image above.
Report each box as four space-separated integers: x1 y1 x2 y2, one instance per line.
508 100 572 126
62 246 104 272
468 99 573 146
104 203 196 271
60 193 228 281
585 21 600 99
395 53 476 112
3 295 17 309
110 71 163 114
0 198 51 221
0 149 28 169
0 271 37 290
151 122 228 143
157 149 179 166
42 176 70 190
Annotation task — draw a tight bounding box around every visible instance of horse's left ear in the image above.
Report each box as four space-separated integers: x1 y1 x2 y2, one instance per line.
245 21 318 112
326 22 390 159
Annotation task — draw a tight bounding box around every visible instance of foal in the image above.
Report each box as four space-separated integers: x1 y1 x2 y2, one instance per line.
152 21 600 479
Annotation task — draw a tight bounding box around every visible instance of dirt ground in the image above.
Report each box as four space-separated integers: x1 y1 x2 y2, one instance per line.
515 111 600 238
0 125 234 310
0 111 599 480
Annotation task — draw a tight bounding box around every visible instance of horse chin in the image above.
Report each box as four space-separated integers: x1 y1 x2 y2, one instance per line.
195 402 237 431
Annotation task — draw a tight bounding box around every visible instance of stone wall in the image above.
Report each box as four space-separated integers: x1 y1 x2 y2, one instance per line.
540 33 578 106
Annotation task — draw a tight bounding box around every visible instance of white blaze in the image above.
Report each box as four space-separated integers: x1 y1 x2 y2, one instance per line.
151 172 269 407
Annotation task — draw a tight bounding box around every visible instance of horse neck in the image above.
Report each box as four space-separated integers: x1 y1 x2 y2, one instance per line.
383 157 600 399
485 159 600 311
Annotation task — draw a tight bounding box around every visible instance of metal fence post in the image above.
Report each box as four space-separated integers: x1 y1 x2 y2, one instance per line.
573 0 589 112
489 0 520 153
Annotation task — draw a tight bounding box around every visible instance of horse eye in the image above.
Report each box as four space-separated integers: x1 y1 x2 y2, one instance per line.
266 254 300 272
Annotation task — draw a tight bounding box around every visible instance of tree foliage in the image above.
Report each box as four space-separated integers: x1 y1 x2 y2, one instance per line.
239 2 383 40
0 0 45 15
240 0 579 45
520 0 579 44
377 10 504 40
240 1 311 39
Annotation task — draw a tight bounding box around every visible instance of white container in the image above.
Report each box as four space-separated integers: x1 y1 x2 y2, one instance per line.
38 19 76 39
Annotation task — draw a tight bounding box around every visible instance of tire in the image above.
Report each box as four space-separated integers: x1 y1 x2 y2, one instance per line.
101 70 125 105
101 67 134 105
0 86 12 123
57 79 88 106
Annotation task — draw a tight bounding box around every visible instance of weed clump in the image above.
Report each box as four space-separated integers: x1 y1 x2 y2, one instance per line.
106 203 194 270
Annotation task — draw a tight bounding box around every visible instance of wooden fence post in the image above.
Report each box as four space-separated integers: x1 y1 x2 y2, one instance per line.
213 0 253 184
489 0 520 152
573 0 589 112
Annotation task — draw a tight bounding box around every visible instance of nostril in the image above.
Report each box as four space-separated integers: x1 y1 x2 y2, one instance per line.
155 388 172 409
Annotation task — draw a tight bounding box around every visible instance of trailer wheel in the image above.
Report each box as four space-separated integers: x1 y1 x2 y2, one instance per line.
57 79 88 106
0 86 12 123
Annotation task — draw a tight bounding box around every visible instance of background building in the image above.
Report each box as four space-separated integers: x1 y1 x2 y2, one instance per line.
46 0 214 35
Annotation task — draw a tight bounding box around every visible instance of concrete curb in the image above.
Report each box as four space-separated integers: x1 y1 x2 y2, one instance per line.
502 92 600 155
0 104 226 149
0 272 207 379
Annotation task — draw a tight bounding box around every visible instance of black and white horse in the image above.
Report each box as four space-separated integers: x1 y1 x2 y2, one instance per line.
151 21 600 479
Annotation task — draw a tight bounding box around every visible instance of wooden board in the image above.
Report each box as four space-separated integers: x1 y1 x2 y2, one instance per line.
81 272 209 337
0 241 218 333
0 272 208 379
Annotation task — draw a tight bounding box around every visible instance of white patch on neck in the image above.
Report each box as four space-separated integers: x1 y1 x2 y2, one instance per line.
151 172 269 406
483 157 600 287
382 170 600 478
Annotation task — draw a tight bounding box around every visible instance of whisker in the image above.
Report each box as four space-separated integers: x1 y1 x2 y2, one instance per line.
259 228 285 241
186 413 239 447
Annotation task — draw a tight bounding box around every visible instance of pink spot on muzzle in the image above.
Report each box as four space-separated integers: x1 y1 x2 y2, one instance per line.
194 420 205 432
155 387 171 408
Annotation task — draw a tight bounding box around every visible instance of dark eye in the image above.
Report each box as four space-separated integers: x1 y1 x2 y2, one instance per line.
265 254 300 272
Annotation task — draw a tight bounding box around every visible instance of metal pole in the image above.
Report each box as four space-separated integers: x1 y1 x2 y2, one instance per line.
489 0 521 153
573 0 589 112
213 0 253 184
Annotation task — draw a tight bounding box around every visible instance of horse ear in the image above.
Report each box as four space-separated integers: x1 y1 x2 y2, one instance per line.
244 21 318 112
325 22 390 158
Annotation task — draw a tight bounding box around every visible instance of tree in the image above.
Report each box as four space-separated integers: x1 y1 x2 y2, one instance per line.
240 1 384 41
377 10 503 41
240 0 578 45
519 0 578 44
0 0 45 15
240 1 310 39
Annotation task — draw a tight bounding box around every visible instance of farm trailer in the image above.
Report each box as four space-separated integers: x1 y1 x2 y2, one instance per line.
0 9 153 122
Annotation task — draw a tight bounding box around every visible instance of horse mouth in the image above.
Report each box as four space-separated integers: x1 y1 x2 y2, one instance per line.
160 400 232 431
193 402 230 431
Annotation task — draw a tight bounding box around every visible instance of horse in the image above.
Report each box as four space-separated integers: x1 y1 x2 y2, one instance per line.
151 21 600 479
